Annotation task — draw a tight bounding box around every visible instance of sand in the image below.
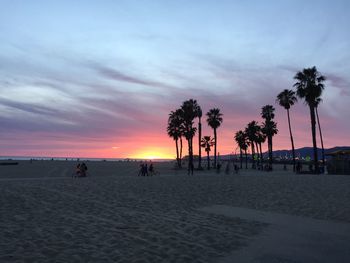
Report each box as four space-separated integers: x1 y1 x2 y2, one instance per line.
1 160 350 262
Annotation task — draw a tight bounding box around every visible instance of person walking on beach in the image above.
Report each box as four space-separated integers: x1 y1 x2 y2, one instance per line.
149 163 154 176
234 164 239 174
74 163 81 178
138 163 144 176
188 162 194 175
80 162 88 177
144 163 149 176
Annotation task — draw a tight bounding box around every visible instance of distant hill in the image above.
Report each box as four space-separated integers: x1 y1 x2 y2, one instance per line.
219 146 350 160
271 146 350 159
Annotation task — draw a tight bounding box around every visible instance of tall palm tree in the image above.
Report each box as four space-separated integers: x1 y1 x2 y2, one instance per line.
167 110 183 168
242 131 250 169
315 98 325 167
294 66 326 173
235 130 249 169
261 105 277 169
261 120 278 169
245 121 259 169
201 136 215 170
197 106 203 170
276 89 298 171
181 99 199 174
206 108 223 168
234 131 244 169
256 127 266 166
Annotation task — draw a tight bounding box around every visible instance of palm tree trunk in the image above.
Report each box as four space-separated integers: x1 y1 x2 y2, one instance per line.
187 138 191 175
269 136 273 170
315 107 325 169
240 148 243 169
180 137 183 167
190 137 194 175
207 150 210 170
198 120 202 169
175 138 180 168
259 142 263 166
245 149 248 169
255 142 260 168
309 106 319 173
214 128 217 168
251 143 255 169
287 109 296 172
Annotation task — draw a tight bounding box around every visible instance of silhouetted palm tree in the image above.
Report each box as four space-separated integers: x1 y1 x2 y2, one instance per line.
235 130 249 169
196 105 203 169
276 89 298 171
261 105 277 169
245 121 259 169
206 108 223 168
261 105 278 169
294 66 325 173
255 126 266 166
261 120 278 169
201 136 215 170
261 105 275 120
315 98 325 167
167 110 183 168
181 99 199 175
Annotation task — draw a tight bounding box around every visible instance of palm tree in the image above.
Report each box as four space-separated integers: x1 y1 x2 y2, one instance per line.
256 127 266 167
201 136 215 169
315 98 325 167
235 130 249 169
261 120 278 169
167 110 183 168
196 106 203 170
206 108 223 168
181 99 199 175
294 66 326 173
276 89 298 171
261 105 277 170
234 131 243 169
242 132 250 169
245 121 259 169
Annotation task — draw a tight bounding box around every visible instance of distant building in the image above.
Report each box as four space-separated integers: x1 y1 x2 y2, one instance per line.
326 150 350 175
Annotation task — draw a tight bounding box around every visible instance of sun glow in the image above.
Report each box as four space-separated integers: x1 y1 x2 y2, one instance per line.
130 148 174 160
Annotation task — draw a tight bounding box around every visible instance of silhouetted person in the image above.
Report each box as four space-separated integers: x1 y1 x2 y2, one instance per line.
80 163 87 177
149 163 154 176
188 162 194 175
138 163 144 176
144 163 148 176
216 163 222 173
234 164 239 174
75 163 81 178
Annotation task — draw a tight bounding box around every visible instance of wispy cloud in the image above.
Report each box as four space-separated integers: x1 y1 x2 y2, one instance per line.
87 62 176 90
326 73 350 96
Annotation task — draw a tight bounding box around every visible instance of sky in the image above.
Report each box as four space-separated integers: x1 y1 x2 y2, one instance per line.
0 0 349 159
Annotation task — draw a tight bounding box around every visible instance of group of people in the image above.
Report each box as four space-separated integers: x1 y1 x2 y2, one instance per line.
138 162 156 176
74 162 88 177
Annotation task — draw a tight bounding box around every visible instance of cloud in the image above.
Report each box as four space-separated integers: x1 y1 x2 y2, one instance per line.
326 73 350 96
87 62 176 90
0 97 59 116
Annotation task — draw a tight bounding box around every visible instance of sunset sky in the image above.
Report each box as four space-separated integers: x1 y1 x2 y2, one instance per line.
0 0 349 159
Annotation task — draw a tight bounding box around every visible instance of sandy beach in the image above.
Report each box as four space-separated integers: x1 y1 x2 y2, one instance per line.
1 160 350 262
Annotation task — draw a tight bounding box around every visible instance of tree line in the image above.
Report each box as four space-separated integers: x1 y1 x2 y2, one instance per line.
167 100 223 174
168 66 326 174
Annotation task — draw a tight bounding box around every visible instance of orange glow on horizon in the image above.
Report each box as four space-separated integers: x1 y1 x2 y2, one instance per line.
129 147 175 160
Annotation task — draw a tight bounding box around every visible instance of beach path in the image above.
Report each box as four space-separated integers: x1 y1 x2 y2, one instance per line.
200 205 350 263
